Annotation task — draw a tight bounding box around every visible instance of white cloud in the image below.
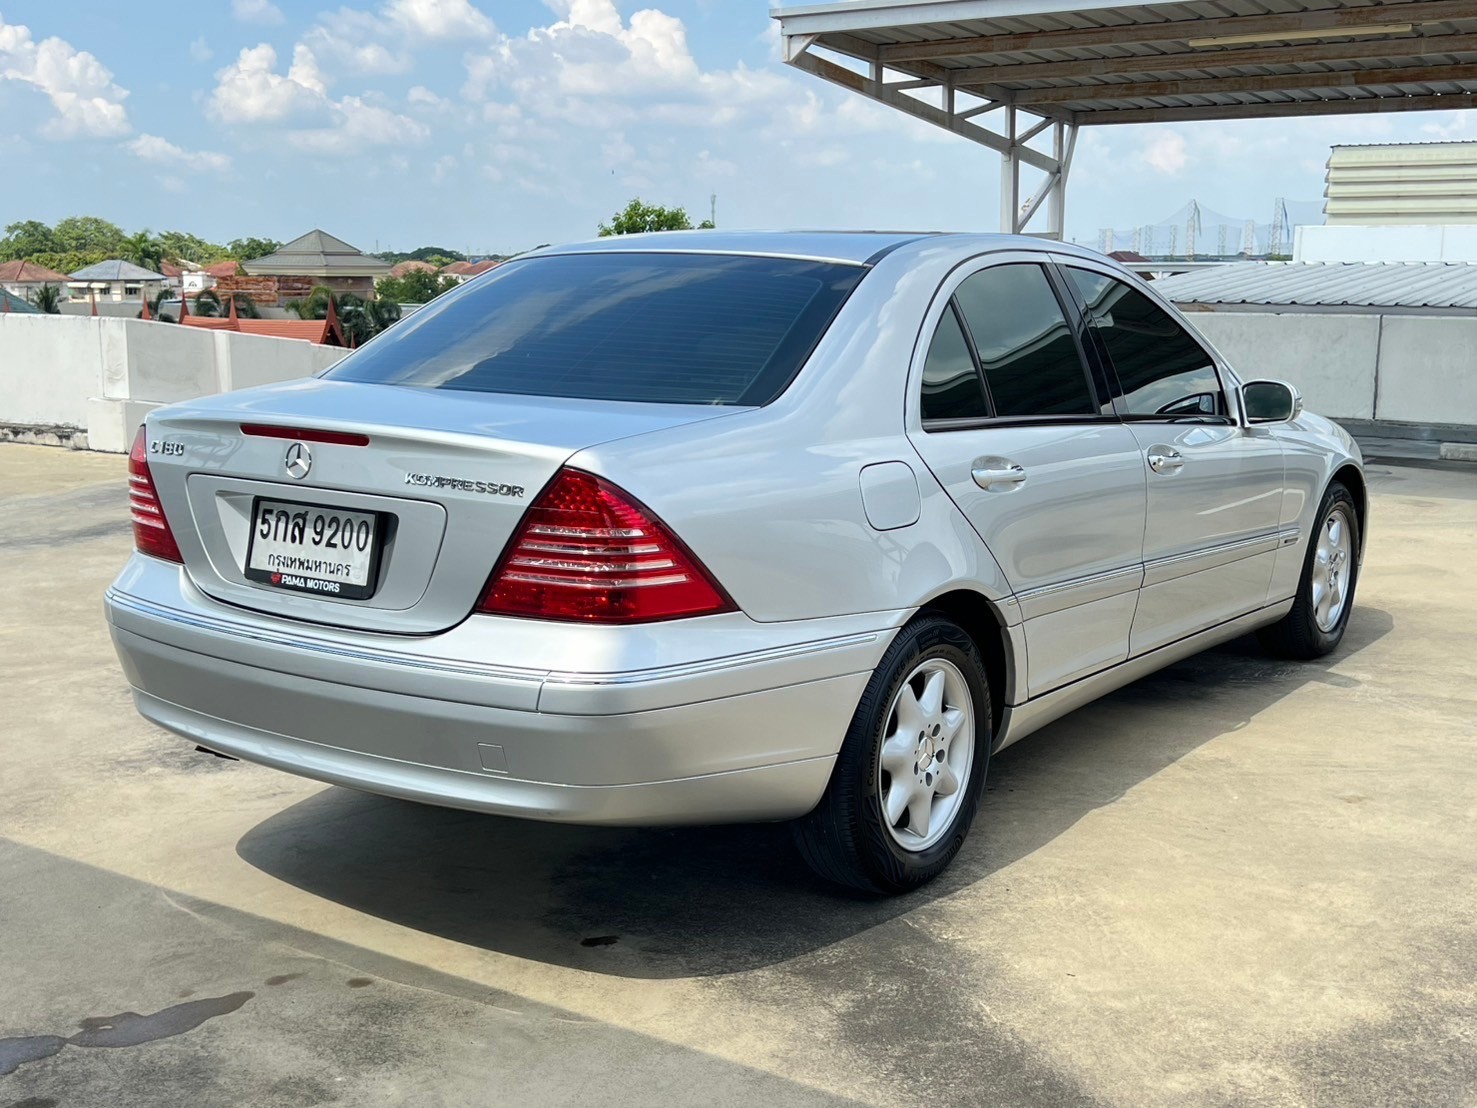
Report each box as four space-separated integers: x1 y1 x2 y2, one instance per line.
208 39 425 154
408 84 448 107
208 43 328 123
286 96 429 153
231 0 285 25
189 37 214 63
303 23 411 76
386 0 494 39
127 133 231 172
1144 130 1189 175
0 15 130 138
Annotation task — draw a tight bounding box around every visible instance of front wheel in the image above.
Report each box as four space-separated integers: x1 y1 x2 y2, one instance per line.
1258 480 1360 659
794 615 991 894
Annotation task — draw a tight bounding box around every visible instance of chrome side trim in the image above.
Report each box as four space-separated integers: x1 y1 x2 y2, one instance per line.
994 598 1295 751
106 587 880 689
1015 564 1143 620
1141 529 1299 588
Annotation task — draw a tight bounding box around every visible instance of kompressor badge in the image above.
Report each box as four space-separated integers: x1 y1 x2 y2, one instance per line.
404 472 525 498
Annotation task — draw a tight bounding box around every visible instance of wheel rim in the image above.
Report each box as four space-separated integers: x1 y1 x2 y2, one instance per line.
876 657 976 852
1312 506 1354 632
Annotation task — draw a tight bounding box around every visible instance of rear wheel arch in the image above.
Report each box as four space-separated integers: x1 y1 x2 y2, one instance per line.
916 588 1013 740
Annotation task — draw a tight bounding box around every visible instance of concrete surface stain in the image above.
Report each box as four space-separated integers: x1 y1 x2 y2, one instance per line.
0 992 253 1076
0 1038 67 1079
580 935 620 947
346 978 373 988
4 1097 60 1108
264 974 302 986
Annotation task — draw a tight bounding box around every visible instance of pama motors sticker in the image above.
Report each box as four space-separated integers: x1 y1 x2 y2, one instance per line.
270 572 342 595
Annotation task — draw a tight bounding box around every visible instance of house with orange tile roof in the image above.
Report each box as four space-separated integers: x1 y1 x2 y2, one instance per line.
0 259 71 303
179 294 347 347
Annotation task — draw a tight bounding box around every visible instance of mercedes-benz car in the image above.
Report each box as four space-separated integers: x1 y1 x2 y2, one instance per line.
107 231 1365 893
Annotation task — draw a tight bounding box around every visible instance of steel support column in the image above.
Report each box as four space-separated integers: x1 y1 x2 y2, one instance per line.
785 40 1078 238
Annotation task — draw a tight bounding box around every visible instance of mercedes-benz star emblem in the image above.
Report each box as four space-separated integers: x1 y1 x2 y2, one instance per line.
284 442 312 480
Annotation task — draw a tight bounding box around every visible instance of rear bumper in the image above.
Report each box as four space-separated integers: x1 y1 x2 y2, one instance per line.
106 556 894 825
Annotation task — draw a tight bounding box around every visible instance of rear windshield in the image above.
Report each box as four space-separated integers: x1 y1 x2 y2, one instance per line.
325 252 865 406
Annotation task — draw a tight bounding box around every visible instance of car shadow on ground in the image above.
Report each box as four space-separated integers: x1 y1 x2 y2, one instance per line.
236 607 1394 980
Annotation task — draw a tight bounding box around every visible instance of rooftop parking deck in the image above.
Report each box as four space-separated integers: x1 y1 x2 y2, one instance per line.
2 442 1475 1107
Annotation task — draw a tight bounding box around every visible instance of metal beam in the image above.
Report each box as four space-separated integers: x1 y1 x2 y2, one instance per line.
1077 90 1477 124
948 31 1477 85
876 0 1477 61
786 51 1062 171
1013 61 1477 103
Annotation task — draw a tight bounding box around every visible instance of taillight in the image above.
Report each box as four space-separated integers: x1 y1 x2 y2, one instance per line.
477 468 734 623
128 426 183 563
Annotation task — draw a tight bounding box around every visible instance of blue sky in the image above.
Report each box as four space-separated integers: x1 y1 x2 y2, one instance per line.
1 0 1472 255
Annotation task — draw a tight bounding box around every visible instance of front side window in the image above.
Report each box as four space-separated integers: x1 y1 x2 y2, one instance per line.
952 264 1096 418
1065 268 1225 419
325 253 865 407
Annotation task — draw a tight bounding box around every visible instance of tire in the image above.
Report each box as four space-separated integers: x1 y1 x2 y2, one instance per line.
794 614 992 895
1257 481 1360 660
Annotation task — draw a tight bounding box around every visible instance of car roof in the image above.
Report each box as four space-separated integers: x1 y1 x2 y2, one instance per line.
529 230 1108 268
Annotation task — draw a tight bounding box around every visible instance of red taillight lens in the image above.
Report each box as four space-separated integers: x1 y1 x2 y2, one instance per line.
477 468 734 623
128 426 183 563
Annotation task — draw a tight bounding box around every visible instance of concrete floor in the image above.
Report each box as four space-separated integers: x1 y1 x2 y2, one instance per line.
2 443 1474 1108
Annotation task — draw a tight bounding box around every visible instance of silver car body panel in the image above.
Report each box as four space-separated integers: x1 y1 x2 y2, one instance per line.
107 231 1364 822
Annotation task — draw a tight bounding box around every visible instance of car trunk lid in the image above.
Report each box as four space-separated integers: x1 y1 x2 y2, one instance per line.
144 378 742 634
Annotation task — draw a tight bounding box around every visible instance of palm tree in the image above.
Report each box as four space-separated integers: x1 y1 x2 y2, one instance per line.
141 288 178 323
193 289 224 317
122 230 165 275
32 283 62 314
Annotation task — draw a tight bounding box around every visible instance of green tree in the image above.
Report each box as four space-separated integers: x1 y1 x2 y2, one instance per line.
375 269 460 303
227 236 282 262
158 230 227 264
0 220 60 260
32 283 63 314
122 230 166 274
598 198 697 236
54 216 126 257
286 285 397 344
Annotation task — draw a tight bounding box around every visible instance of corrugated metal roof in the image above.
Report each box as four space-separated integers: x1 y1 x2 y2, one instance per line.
1153 261 1477 309
773 0 1477 125
67 260 168 282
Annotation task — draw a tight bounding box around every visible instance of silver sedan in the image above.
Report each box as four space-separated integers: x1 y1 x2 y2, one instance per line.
107 231 1365 893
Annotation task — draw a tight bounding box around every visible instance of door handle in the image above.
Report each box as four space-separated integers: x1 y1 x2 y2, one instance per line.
1147 447 1184 474
971 458 1027 491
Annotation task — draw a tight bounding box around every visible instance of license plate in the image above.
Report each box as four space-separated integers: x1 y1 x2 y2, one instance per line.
244 498 384 600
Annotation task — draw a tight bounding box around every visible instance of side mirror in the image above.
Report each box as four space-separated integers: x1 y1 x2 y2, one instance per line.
1242 380 1303 424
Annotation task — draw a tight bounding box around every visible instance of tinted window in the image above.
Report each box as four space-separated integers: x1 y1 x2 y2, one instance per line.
1065 268 1225 419
326 253 864 406
921 304 989 421
953 264 1095 418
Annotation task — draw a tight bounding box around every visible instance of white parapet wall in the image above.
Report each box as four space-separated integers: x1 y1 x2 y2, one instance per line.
0 315 347 452
1183 311 1477 428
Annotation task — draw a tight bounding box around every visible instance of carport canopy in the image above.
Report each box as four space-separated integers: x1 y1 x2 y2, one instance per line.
770 0 1477 236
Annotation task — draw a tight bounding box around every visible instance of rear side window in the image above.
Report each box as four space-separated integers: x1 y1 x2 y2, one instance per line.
1064 268 1225 419
952 264 1096 418
921 304 990 421
326 253 865 406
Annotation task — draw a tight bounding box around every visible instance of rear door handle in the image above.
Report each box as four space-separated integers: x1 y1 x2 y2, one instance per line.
1147 447 1184 474
971 458 1027 491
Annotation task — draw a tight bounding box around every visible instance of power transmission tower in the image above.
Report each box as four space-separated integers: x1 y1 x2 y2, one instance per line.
1269 198 1290 257
1241 220 1256 257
